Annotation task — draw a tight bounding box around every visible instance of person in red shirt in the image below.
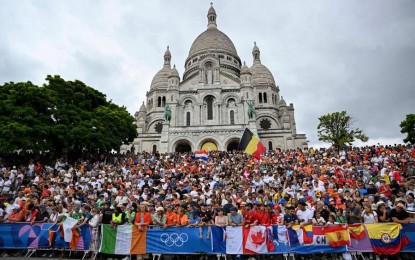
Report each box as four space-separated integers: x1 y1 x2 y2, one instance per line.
378 180 392 198
271 206 284 225
243 203 258 227
256 204 270 225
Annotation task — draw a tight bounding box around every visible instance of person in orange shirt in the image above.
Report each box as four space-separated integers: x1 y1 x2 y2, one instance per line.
134 204 152 231
165 205 177 226
6 205 25 223
134 203 152 260
175 207 189 226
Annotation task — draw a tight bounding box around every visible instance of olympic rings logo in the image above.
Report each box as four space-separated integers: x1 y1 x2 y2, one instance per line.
160 233 189 247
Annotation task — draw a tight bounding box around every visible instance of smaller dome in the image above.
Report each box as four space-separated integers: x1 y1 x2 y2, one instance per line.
168 65 180 78
250 63 275 86
240 61 251 75
278 96 287 107
151 66 171 89
139 102 147 112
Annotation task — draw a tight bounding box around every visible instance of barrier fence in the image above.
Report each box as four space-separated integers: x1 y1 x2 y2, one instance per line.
0 223 414 257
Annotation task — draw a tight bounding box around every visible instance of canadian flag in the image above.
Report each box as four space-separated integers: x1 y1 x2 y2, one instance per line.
243 226 274 254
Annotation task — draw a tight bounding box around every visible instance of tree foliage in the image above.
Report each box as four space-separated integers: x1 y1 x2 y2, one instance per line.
317 111 368 151
0 75 137 157
400 114 415 144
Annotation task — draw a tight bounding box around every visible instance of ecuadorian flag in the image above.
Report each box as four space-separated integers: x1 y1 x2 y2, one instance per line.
238 128 265 160
365 223 409 255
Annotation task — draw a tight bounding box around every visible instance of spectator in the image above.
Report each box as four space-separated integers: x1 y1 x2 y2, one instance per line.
32 204 49 223
390 203 411 224
361 205 378 223
152 207 166 228
228 207 244 226
214 208 228 227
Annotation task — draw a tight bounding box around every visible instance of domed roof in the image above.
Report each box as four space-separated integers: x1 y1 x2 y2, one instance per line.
250 42 275 86
278 96 287 107
139 102 147 112
151 46 172 89
250 62 275 85
188 28 238 58
151 66 171 89
168 65 180 78
241 61 251 75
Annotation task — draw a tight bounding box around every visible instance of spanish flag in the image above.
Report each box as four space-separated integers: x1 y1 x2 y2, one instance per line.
325 225 350 247
348 224 366 240
238 128 265 160
365 223 409 255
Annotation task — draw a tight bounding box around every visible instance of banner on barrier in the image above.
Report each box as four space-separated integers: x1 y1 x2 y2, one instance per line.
0 223 91 250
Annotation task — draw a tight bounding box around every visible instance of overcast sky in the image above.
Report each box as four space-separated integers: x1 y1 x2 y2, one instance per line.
1 0 414 148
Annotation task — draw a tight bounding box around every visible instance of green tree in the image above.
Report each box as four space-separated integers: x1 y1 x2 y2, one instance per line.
0 75 137 158
400 114 415 144
317 111 368 151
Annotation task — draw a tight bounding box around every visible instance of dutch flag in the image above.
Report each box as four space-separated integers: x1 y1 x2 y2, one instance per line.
195 150 209 161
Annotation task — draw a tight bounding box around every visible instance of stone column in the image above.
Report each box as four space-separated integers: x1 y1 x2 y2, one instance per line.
160 122 170 152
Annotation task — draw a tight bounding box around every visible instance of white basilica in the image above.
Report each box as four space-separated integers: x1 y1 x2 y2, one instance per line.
124 4 307 153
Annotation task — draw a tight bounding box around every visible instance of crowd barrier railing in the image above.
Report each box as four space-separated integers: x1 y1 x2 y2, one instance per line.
1 222 414 258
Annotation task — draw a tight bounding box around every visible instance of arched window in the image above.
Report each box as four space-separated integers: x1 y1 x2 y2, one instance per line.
157 97 161 107
246 92 249 98
162 96 166 107
264 93 268 103
207 97 213 120
230 110 235 125
268 141 273 151
152 144 157 154
186 112 191 126
259 93 263 103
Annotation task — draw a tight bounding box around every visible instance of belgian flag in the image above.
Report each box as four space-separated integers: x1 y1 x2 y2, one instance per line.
238 128 266 160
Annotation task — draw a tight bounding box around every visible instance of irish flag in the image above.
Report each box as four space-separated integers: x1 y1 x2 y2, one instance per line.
100 225 146 255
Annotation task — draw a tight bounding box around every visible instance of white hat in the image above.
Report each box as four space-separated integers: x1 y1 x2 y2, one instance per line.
156 207 164 211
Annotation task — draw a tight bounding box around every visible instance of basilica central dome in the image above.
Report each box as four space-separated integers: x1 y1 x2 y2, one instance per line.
188 28 238 58
183 4 241 81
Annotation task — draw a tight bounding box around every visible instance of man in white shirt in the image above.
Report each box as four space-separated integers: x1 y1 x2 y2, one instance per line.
296 201 312 226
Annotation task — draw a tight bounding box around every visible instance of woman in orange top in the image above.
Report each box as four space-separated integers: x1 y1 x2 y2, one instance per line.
134 204 152 260
175 207 189 227
134 204 152 231
165 205 177 226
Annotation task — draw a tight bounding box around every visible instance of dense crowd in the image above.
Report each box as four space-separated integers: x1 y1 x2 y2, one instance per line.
1 144 415 258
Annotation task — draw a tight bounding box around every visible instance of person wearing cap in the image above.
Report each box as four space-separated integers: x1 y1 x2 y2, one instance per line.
6 205 25 223
255 203 270 225
296 201 312 227
228 207 244 226
271 205 284 225
390 203 411 224
152 207 166 228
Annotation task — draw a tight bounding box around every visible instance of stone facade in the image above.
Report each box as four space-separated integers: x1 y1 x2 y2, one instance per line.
122 4 307 154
